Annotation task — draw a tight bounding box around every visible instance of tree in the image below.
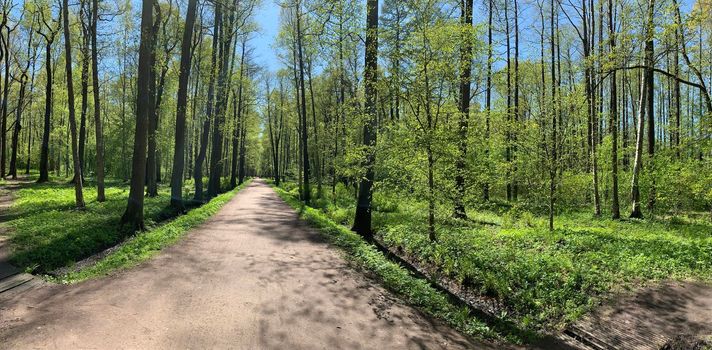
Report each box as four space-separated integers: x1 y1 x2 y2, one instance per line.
8 17 36 179
62 0 86 208
630 0 655 219
609 0 620 219
352 0 378 239
170 0 198 209
91 0 105 201
193 1 220 202
548 0 558 231
294 0 310 204
454 0 472 219
36 3 60 183
121 0 154 229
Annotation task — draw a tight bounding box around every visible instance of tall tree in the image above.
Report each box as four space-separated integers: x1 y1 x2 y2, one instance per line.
294 0 310 204
91 0 105 201
193 1 221 201
454 0 472 219
170 0 198 209
8 19 35 179
548 0 558 231
62 0 86 208
644 0 656 212
352 0 378 239
483 0 492 201
36 5 60 183
121 0 154 229
609 0 620 219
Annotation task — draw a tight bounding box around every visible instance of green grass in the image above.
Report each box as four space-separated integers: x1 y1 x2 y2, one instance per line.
277 181 712 332
270 183 510 342
4 178 250 282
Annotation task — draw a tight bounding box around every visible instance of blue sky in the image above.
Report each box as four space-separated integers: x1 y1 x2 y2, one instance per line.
253 1 282 72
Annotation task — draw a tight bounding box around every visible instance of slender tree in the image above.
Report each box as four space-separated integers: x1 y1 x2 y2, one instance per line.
609 0 620 219
454 0 472 219
91 0 105 201
36 5 60 183
62 0 85 208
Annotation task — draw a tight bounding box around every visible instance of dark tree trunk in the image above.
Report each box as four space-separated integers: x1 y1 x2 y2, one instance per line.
645 0 655 212
609 0 620 219
76 3 89 183
146 3 161 198
91 0 105 201
295 1 310 204
483 0 492 201
208 2 234 198
9 75 28 179
121 0 154 229
230 40 246 189
194 2 221 202
1 27 12 178
38 36 54 183
352 0 378 239
454 0 473 219
170 0 198 208
549 0 557 231
62 0 85 208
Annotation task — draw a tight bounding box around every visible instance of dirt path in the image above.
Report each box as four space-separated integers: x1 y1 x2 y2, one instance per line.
0 179 497 349
0 177 34 262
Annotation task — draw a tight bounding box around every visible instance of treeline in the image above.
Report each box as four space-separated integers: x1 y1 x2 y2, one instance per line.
0 0 262 229
0 0 710 235
260 0 711 237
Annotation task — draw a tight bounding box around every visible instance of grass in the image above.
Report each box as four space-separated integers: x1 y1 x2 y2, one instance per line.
270 183 510 342
3 177 250 283
276 181 712 332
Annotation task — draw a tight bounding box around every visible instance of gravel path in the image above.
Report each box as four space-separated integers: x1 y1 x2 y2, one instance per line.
0 179 493 349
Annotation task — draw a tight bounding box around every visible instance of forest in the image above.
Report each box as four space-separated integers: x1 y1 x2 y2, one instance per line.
0 0 710 347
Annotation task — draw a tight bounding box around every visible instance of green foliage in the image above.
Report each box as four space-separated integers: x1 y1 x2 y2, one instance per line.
281 181 712 332
5 179 250 280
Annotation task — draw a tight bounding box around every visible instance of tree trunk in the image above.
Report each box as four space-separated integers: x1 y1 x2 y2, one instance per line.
454 0 473 219
630 69 647 219
62 0 85 208
644 0 655 212
121 0 154 229
208 2 234 198
609 0 620 219
146 4 160 197
295 1 311 204
194 1 221 201
77 5 89 183
549 0 557 231
230 40 246 189
38 36 54 183
484 0 492 201
91 0 105 202
352 0 378 239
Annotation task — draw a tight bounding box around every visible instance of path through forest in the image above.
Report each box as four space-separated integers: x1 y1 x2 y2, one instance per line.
0 179 497 349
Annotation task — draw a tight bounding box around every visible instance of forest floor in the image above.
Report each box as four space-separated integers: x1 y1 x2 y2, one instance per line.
0 179 501 349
